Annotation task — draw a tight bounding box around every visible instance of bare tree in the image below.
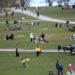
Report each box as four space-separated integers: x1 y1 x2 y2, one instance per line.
0 0 16 7
48 0 52 6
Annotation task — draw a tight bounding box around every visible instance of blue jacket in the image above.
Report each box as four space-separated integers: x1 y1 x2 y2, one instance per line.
56 62 63 71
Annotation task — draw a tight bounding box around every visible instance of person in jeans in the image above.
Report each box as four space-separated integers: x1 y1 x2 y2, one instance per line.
56 59 63 75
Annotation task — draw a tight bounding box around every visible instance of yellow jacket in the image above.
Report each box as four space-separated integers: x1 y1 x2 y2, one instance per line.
35 47 41 51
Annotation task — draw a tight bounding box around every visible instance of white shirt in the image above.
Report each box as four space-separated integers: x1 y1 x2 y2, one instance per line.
30 33 33 38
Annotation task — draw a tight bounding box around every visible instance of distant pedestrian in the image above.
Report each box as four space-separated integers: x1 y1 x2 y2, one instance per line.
5 11 8 17
6 20 9 26
29 32 34 42
36 10 39 17
24 7 26 10
40 33 45 41
58 45 61 52
16 45 19 57
67 64 75 75
11 11 14 17
55 23 58 27
56 59 63 75
66 21 69 28
35 45 41 57
67 64 74 74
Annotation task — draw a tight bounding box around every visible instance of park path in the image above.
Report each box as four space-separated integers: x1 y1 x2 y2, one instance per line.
11 8 75 24
0 7 75 24
0 49 70 52
0 8 74 52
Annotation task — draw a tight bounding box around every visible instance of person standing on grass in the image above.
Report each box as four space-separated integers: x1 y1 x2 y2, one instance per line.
58 45 61 52
40 33 45 42
21 56 30 68
6 20 9 26
35 45 41 57
15 45 19 57
67 64 74 74
36 10 39 17
5 11 8 17
56 59 63 75
29 32 34 42
11 11 14 17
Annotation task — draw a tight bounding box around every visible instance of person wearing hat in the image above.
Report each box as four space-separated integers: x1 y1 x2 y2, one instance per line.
67 64 74 73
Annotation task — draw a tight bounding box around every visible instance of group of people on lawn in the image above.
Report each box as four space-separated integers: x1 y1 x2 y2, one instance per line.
15 45 41 68
15 45 75 75
55 59 75 75
29 32 48 43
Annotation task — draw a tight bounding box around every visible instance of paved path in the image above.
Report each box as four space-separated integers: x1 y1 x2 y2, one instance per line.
0 49 70 52
11 8 75 24
0 8 75 24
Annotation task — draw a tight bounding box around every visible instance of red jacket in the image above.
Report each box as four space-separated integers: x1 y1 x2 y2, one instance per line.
68 66 74 70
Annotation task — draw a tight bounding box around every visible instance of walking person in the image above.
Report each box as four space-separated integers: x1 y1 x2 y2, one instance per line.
5 11 8 17
56 59 63 75
29 32 34 42
40 33 45 42
6 20 9 26
58 45 61 52
11 11 14 17
35 45 41 57
15 45 19 57
67 64 74 74
36 10 39 17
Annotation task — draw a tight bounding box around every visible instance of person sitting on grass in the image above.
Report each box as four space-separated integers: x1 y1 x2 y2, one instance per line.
21 56 30 68
40 33 45 41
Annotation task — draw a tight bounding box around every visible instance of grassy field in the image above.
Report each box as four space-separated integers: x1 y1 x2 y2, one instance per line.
0 7 75 75
0 20 75 49
0 8 75 49
0 52 75 75
0 13 37 21
28 6 75 21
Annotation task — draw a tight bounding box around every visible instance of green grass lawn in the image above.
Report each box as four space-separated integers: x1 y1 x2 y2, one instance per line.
0 10 75 49
0 52 75 75
28 6 75 21
0 20 75 49
0 9 75 75
0 13 37 22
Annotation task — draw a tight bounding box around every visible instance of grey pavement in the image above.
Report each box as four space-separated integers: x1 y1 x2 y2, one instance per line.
0 8 75 24
0 49 70 52
11 8 75 24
